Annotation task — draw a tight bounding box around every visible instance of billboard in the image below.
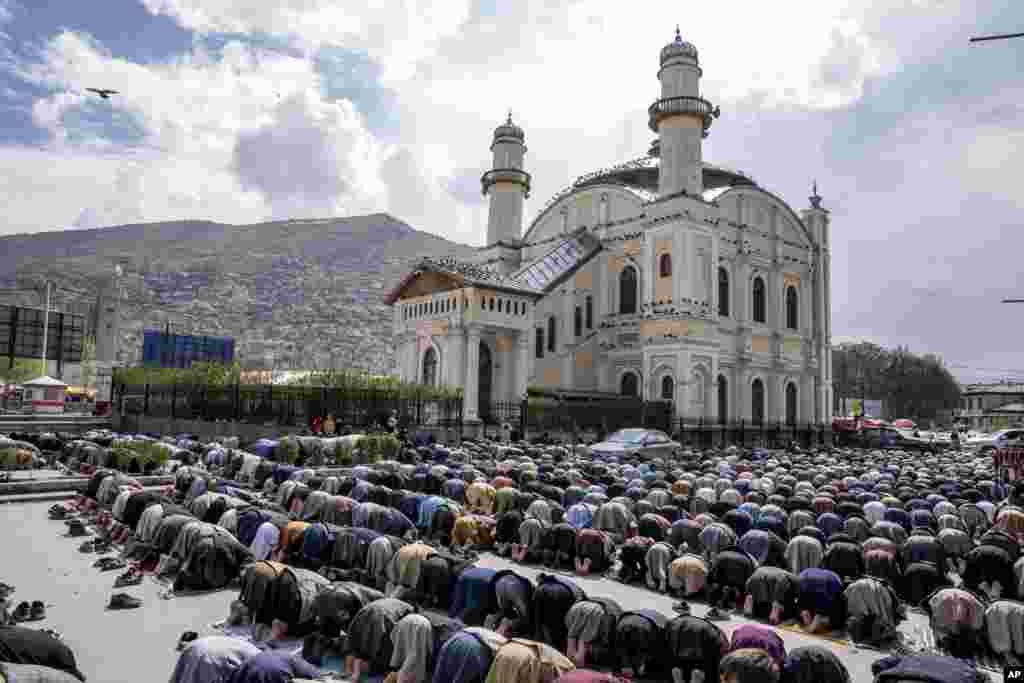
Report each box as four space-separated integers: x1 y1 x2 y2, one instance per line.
142 330 235 369
0 305 85 366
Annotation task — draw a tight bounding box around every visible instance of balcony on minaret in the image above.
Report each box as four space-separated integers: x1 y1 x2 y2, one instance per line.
648 96 720 137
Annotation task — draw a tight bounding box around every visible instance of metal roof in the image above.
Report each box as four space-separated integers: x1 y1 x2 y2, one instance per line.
510 229 603 293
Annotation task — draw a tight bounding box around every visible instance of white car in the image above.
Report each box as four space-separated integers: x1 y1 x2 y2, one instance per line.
965 428 1024 454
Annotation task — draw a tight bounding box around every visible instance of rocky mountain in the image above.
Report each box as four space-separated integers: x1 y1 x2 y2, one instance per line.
0 214 475 374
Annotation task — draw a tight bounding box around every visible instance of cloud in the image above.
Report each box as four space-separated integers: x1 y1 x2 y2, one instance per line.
232 91 384 219
139 0 474 82
3 0 1024 381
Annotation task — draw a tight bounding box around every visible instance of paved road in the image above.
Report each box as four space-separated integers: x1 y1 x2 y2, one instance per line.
0 502 1000 683
1 502 236 683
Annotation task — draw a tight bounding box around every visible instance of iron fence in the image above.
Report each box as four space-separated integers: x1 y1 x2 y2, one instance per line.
113 382 830 448
114 383 462 431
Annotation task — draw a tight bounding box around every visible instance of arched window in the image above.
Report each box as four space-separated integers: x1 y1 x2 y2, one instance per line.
585 296 593 329
786 382 798 425
717 375 728 424
718 267 730 317
422 347 438 386
497 299 502 313
620 265 638 314
547 316 556 352
786 286 798 330
752 277 766 324
661 375 675 400
574 306 582 337
535 328 544 359
659 253 672 278
751 378 765 424
621 372 639 397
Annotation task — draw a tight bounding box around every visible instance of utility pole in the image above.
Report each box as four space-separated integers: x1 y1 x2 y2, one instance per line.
40 281 51 377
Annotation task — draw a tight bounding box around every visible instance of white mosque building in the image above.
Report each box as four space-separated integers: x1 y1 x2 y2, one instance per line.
386 29 833 427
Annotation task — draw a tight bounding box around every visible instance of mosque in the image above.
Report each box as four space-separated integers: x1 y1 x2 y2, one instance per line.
385 30 833 427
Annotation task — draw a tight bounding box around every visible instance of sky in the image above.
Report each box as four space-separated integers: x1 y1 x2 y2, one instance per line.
0 0 1022 384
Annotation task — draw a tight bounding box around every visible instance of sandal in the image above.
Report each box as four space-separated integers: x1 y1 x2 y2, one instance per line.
107 593 142 610
176 631 199 651
114 570 143 588
28 600 45 621
94 557 126 572
78 541 95 553
11 601 30 622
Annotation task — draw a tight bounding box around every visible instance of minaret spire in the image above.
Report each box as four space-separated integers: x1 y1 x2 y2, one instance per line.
810 180 823 209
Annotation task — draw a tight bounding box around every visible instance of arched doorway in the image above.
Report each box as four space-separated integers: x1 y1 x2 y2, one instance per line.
620 372 639 397
751 378 765 424
786 382 798 425
661 375 675 401
422 347 438 386
478 341 492 420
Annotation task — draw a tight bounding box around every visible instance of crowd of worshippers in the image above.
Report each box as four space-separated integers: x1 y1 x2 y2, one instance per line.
39 435 1024 683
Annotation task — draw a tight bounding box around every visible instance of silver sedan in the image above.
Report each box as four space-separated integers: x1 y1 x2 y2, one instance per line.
589 428 680 460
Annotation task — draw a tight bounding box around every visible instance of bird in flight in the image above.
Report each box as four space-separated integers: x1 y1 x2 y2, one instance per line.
86 88 119 99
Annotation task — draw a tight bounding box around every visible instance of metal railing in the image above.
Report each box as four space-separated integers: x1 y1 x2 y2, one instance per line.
648 95 720 133
114 383 463 431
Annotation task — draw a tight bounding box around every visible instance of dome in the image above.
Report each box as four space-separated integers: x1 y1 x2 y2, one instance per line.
493 112 525 142
660 26 698 65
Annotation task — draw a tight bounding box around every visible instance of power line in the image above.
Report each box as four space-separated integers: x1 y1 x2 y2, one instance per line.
970 32 1024 42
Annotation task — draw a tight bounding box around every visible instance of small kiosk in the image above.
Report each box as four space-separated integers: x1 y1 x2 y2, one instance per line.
22 376 68 414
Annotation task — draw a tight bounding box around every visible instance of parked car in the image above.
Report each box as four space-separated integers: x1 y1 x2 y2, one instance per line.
965 428 1024 454
893 429 947 453
588 428 680 460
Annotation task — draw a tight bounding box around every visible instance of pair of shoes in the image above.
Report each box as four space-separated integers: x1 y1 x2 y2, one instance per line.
94 557 126 572
12 601 45 622
705 607 731 622
176 631 198 651
66 520 90 538
78 541 96 553
672 601 691 614
39 629 62 641
107 593 142 610
113 570 143 588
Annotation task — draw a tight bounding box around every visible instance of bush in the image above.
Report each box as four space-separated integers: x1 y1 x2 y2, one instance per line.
333 440 353 467
380 434 400 461
0 447 16 468
279 436 300 465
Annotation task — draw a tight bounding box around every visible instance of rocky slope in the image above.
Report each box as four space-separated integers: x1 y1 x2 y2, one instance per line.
0 214 474 374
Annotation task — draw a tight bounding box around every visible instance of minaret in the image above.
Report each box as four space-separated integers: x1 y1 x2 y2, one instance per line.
481 112 531 246
649 27 720 197
802 182 831 422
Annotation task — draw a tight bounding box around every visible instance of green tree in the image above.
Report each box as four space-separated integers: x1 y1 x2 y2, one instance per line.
0 358 47 384
832 343 961 422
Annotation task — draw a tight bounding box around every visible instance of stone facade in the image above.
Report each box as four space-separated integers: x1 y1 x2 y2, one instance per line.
387 31 832 425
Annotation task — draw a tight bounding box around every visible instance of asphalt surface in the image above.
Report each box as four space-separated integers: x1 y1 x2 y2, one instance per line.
0 502 1002 683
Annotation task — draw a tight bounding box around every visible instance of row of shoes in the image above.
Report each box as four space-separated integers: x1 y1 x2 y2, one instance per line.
79 537 112 554
9 600 47 622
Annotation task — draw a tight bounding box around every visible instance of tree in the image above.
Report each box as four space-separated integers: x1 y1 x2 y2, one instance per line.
0 358 47 385
81 335 96 388
832 342 961 422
